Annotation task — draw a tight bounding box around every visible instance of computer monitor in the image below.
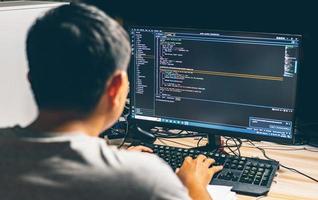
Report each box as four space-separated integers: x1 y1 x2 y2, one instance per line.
129 26 301 144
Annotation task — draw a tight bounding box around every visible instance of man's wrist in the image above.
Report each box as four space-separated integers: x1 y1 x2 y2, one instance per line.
183 181 207 194
185 183 211 200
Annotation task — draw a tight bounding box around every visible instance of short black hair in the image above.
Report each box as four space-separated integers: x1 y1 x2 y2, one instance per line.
26 3 130 113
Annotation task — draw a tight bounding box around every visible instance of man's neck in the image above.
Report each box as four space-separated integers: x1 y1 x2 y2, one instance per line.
26 110 104 137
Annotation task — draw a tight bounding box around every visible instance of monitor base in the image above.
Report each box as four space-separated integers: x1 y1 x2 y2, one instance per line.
127 124 157 144
190 134 223 152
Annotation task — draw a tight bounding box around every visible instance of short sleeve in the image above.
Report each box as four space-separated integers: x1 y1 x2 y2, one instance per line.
149 157 191 200
109 149 191 200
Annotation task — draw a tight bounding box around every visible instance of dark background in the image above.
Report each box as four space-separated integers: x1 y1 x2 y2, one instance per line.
82 0 318 124
3 0 315 123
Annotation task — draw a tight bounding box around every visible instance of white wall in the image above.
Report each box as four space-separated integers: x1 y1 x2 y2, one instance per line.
0 2 65 127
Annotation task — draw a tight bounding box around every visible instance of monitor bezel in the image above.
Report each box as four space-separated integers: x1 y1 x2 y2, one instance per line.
128 25 302 145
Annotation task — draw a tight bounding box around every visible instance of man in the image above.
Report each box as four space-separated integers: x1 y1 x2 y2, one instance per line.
0 3 222 200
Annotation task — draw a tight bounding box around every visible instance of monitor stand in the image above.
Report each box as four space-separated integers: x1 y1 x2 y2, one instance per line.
127 124 157 143
191 134 222 152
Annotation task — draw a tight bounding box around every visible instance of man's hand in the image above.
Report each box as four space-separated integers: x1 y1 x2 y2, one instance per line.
176 155 223 200
127 145 153 153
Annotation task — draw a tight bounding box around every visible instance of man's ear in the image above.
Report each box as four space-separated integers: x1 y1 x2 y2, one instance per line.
106 71 125 107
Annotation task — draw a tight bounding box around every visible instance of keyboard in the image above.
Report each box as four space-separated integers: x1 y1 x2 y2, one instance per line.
137 142 279 196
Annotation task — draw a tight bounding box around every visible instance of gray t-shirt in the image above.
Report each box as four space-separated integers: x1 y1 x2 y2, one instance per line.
0 126 190 200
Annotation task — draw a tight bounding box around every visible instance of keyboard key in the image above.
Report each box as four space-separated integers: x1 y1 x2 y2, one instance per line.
261 180 268 186
264 169 271 177
265 164 272 169
208 152 214 157
194 150 201 154
232 176 239 182
240 177 249 183
224 162 230 168
247 178 254 183
248 174 255 179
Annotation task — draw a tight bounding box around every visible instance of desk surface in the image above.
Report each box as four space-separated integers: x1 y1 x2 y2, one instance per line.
155 137 318 200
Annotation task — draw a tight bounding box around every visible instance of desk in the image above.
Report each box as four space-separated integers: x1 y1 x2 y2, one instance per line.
155 137 318 200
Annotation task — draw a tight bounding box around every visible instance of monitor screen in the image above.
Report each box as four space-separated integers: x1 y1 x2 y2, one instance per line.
129 26 301 143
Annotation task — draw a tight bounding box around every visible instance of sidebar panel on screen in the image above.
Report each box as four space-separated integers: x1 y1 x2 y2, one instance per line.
131 29 155 116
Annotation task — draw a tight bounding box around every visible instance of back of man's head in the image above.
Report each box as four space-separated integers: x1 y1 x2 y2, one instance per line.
26 3 131 114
